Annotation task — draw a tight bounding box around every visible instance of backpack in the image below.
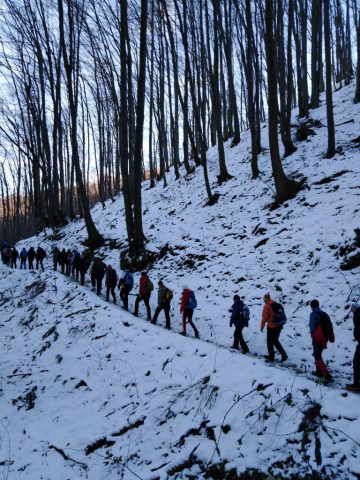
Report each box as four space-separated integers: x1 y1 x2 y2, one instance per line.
318 311 335 343
235 301 250 326
186 292 197 309
145 279 154 294
125 271 134 289
166 288 173 301
271 302 287 326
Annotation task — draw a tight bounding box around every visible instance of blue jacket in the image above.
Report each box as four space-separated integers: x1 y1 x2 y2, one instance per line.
20 248 28 259
230 300 249 327
309 307 324 334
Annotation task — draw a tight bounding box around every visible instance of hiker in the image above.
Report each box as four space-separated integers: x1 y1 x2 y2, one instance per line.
260 293 288 362
52 246 60 271
134 272 153 320
78 255 90 286
230 295 250 353
71 250 80 280
58 248 67 274
151 280 172 329
20 247 28 270
89 256 98 290
180 285 199 338
309 299 334 383
105 265 118 303
11 247 19 268
92 258 107 295
65 249 72 276
2 247 10 265
36 246 46 271
118 269 134 310
28 247 35 269
347 303 360 392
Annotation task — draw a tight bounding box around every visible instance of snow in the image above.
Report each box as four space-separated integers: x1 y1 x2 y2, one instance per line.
1 81 360 479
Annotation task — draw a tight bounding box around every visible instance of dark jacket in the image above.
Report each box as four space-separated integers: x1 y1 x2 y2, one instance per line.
309 308 328 349
354 308 360 343
106 268 117 286
93 261 107 280
12 248 19 259
58 249 67 264
230 299 249 327
78 257 90 273
158 285 169 305
28 247 35 261
36 247 46 259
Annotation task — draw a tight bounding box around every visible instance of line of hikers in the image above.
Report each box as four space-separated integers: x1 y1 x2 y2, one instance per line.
231 293 360 392
1 242 46 271
2 240 359 393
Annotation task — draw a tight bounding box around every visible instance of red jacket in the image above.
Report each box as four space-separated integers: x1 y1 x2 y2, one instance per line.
261 299 278 330
312 325 328 349
139 275 149 295
180 289 193 313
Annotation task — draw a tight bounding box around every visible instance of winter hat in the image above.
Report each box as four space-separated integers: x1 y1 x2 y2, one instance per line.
351 303 360 312
182 284 188 290
158 280 164 286
141 271 147 276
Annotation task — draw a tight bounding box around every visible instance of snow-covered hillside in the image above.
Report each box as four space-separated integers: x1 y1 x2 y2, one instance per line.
1 82 360 479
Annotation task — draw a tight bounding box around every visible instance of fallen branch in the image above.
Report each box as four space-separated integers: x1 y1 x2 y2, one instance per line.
49 445 88 470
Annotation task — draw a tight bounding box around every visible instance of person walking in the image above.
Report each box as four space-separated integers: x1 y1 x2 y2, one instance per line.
92 258 107 295
180 285 199 338
78 255 90 286
260 293 288 362
11 247 19 268
20 247 28 270
58 248 67 274
347 303 360 392
118 270 134 310
36 246 46 271
309 299 334 384
134 272 153 320
230 295 250 353
151 281 172 329
52 246 60 271
106 265 117 303
28 247 35 269
65 249 72 276
71 250 80 280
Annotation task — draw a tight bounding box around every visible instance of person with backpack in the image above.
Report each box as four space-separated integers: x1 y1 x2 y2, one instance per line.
151 280 172 329
260 293 288 362
28 247 35 269
180 285 199 338
134 271 153 321
71 250 81 280
346 303 360 392
118 270 134 310
58 248 67 274
11 247 19 268
105 265 117 303
230 295 250 353
36 246 46 271
78 255 90 286
309 299 334 384
92 258 107 295
20 247 28 270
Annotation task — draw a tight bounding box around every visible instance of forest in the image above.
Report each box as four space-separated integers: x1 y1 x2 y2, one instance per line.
0 0 359 248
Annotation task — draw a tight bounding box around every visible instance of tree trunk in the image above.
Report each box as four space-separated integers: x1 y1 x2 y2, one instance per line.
324 0 336 157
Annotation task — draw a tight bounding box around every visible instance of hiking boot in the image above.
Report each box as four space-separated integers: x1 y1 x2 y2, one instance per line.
323 373 333 385
195 332 200 339
280 354 288 363
231 345 239 350
132 312 138 317
346 384 360 392
312 370 323 378
264 355 274 362
179 332 186 336
242 349 249 355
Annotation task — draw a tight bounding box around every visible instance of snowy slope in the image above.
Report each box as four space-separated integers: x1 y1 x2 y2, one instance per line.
1 82 360 479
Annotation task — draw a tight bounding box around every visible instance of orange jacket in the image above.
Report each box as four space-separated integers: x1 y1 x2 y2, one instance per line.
261 299 278 330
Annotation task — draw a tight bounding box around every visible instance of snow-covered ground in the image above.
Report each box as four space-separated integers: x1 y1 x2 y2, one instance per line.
1 82 360 479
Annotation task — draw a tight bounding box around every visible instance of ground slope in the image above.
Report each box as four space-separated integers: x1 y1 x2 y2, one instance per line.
1 82 360 479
